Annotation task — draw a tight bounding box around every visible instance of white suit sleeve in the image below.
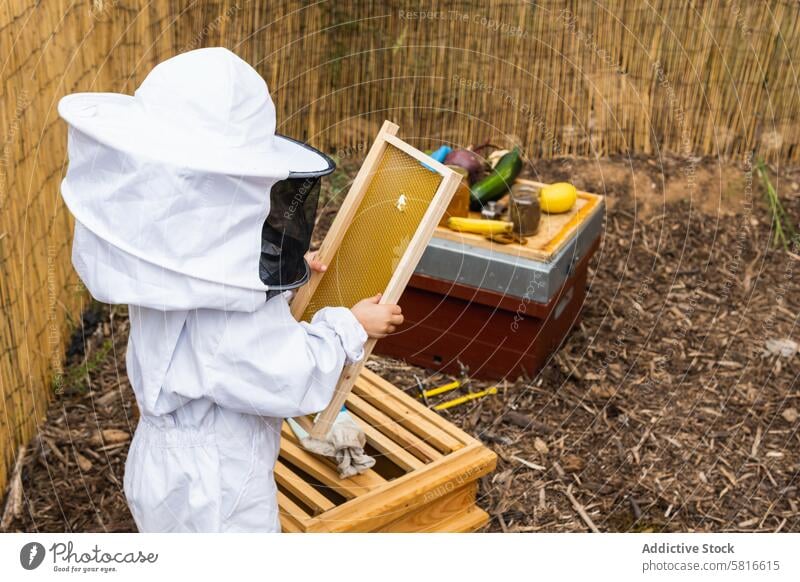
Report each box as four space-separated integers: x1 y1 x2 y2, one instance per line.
190 297 367 418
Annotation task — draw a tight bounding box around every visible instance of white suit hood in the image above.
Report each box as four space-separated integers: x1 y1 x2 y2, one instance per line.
58 47 332 311
63 129 283 311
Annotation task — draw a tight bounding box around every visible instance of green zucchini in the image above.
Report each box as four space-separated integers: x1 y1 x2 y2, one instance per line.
469 147 523 210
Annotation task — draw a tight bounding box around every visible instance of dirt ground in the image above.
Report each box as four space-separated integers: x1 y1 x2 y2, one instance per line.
2 154 799 533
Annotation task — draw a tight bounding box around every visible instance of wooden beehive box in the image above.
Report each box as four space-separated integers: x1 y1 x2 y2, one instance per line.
276 368 497 532
376 181 605 380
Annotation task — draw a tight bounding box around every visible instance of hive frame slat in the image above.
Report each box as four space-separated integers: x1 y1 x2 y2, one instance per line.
277 491 311 532
348 410 425 472
274 460 336 515
354 371 467 452
346 392 442 462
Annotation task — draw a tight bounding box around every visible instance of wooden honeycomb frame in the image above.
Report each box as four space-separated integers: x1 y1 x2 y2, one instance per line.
291 121 461 438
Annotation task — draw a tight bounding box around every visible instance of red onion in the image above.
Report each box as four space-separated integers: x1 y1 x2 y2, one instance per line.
444 149 487 185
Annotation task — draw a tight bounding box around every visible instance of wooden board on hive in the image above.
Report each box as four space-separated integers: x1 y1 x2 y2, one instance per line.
433 179 604 262
276 368 497 533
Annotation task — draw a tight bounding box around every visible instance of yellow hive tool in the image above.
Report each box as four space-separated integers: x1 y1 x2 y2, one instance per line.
433 386 498 411
416 379 462 400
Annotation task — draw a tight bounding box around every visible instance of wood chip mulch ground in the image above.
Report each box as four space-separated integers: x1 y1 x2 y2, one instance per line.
2 155 798 533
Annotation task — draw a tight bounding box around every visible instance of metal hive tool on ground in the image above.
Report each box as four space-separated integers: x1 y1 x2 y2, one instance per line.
291 121 461 438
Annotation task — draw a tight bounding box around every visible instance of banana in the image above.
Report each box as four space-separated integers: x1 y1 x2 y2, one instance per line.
446 217 513 235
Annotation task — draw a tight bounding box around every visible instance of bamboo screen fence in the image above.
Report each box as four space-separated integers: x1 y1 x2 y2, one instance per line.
1 0 799 495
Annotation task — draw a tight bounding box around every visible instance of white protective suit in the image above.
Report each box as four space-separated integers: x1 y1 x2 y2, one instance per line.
58 48 367 532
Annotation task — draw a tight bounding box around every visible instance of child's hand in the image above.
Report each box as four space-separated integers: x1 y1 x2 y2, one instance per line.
351 294 403 338
304 251 327 273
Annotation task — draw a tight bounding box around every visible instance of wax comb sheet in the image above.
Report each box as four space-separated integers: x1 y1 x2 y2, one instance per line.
300 144 444 321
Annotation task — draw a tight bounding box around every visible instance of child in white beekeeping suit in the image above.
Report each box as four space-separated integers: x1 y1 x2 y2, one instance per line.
57 47 402 532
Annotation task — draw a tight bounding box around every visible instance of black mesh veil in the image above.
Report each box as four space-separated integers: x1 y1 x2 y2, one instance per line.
259 137 335 300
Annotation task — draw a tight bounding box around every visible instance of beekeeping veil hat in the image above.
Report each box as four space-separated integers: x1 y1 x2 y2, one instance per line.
58 47 334 311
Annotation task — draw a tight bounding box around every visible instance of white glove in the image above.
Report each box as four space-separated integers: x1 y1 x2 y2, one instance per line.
287 408 376 479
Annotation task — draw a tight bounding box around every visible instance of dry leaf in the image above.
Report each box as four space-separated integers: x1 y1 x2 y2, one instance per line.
94 390 119 408
589 384 616 399
534 437 549 455
562 454 585 472
511 455 546 471
781 408 798 423
492 469 514 485
75 452 93 472
90 429 130 447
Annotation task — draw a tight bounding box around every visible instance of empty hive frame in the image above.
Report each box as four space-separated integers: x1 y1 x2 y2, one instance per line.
291 121 461 438
277 368 497 532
